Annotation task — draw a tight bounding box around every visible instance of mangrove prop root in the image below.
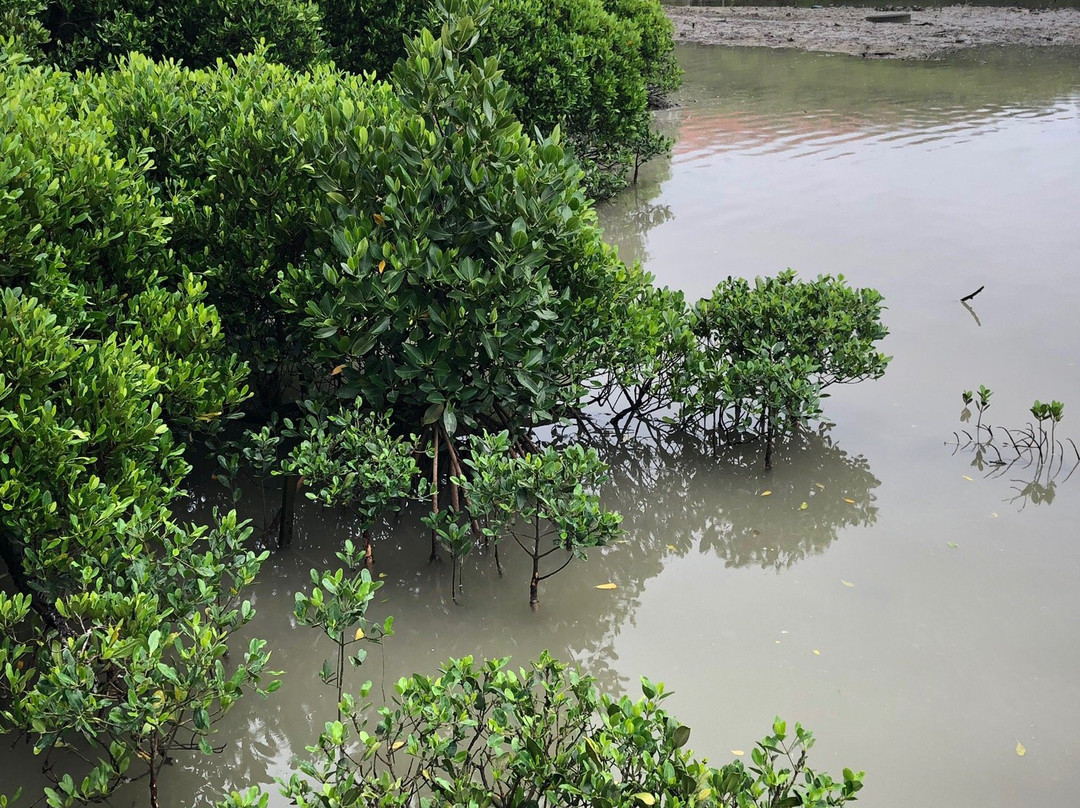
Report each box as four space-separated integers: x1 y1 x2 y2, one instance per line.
430 427 440 563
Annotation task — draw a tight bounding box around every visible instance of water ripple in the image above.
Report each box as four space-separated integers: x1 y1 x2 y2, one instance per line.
672 98 1080 164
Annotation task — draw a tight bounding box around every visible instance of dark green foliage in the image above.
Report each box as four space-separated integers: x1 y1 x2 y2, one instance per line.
281 14 632 433
36 0 326 71
308 0 678 198
314 0 426 77
1 1 49 57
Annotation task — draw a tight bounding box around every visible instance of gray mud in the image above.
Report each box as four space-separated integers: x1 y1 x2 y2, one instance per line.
667 6 1080 58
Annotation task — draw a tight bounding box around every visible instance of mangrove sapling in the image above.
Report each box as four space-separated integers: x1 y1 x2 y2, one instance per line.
281 399 419 569
460 432 623 606
961 385 993 438
293 542 393 722
952 390 1079 509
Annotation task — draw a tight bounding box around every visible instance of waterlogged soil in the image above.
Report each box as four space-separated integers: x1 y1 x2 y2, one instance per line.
667 6 1080 58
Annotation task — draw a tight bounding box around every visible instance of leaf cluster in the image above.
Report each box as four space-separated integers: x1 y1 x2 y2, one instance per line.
221 653 863 808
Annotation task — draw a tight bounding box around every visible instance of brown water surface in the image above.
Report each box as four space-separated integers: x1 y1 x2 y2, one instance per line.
5 44 1080 808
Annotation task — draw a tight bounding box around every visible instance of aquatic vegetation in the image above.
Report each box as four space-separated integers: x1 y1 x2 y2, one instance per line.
954 387 1078 509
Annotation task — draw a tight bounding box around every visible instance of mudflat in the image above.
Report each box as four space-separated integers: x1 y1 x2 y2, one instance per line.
667 6 1080 59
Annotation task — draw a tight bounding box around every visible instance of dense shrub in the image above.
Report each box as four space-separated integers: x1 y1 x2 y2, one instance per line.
35 0 325 71
312 0 676 197
79 51 399 407
0 51 267 808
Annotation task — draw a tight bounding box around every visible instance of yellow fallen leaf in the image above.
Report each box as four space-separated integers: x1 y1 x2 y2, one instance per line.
800 501 808 510
378 572 387 578
962 475 974 481
331 364 346 376
843 498 856 504
666 544 677 551
761 490 772 497
813 649 821 655
391 740 406 751
354 627 365 640
815 483 825 490
1016 741 1026 756
775 640 781 644
634 794 656 806
595 583 617 590
730 750 744 757
378 260 386 274
841 580 854 587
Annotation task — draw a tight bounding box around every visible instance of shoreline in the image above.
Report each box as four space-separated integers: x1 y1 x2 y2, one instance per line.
666 6 1080 59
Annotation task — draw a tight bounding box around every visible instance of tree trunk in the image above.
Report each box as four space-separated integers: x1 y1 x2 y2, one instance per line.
363 527 374 571
278 475 303 550
429 428 440 563
148 739 160 808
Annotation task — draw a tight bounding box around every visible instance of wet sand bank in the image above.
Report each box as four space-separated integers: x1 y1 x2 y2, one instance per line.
667 6 1080 59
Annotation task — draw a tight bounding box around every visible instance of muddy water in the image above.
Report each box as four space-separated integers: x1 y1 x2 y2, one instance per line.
5 44 1080 808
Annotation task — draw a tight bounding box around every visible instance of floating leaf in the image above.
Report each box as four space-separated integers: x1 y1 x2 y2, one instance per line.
800 501 808 510
595 583 617 590
331 364 346 376
947 541 959 549
815 483 825 490
991 512 999 518
841 580 854 587
843 498 856 504
761 490 772 497
1016 741 1026 757
813 649 821 655
666 544 677 551
378 572 387 579
730 750 744 757
962 475 974 481
354 627 364 640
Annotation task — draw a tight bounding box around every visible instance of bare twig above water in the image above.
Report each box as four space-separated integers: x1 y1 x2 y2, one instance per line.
961 300 982 327
960 285 985 303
